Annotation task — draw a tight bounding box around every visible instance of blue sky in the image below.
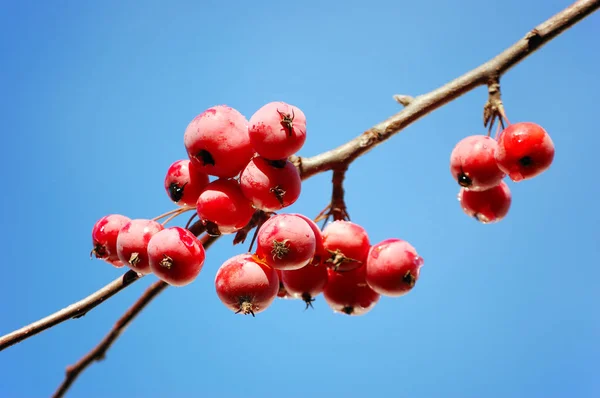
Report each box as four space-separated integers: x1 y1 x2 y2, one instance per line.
1 1 598 397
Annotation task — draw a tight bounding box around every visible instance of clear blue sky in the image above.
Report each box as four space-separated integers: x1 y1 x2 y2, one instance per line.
1 1 598 397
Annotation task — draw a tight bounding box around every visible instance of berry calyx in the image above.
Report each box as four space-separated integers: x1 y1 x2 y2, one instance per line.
248 101 307 160
281 262 328 309
147 227 206 286
239 157 301 212
195 178 255 235
365 238 424 297
215 254 279 316
116 219 164 275
164 160 210 207
458 180 512 223
184 105 254 178
323 266 380 316
449 135 506 191
495 122 555 182
255 214 316 271
322 220 370 272
91 214 131 266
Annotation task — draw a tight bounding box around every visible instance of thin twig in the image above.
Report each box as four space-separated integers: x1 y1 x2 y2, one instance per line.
52 234 218 398
1 0 598 357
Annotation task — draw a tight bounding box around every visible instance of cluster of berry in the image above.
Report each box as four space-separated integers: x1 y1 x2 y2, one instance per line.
89 101 424 317
450 122 555 223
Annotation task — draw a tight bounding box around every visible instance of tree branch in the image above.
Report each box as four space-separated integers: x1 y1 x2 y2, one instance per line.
294 0 600 178
52 233 218 398
1 0 597 365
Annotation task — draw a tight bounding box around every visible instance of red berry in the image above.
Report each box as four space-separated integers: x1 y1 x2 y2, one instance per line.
248 101 307 160
196 178 255 235
290 213 327 263
322 220 370 272
147 227 206 286
239 157 301 212
449 135 505 191
164 160 210 207
495 122 555 182
281 262 328 309
255 214 316 271
184 105 254 178
91 214 131 266
215 254 279 316
116 219 164 275
323 266 380 316
365 238 424 297
458 180 512 223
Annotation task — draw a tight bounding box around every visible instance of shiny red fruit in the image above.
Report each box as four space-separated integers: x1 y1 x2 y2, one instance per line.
495 122 555 182
91 214 131 266
116 219 164 275
458 180 512 223
322 220 370 271
323 266 380 316
449 135 505 191
164 159 210 207
281 262 328 309
365 238 424 297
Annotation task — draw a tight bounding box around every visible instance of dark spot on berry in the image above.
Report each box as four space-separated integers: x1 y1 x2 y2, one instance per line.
276 108 295 137
270 185 286 206
402 270 416 288
90 243 107 259
235 298 256 317
196 149 215 166
271 239 290 259
129 252 141 266
159 255 173 269
341 306 354 315
301 292 315 310
519 156 533 167
267 159 287 168
457 172 472 187
168 182 186 202
204 221 222 237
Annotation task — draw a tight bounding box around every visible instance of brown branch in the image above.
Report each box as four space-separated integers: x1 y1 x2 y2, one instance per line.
1 0 597 373
294 0 600 179
315 166 350 225
52 233 218 398
0 219 208 352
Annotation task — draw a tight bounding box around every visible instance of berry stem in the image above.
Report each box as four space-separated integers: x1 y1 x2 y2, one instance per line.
152 206 194 222
315 165 350 227
160 207 195 226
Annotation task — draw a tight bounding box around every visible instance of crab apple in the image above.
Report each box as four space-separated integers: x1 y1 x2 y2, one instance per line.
290 213 327 263
164 160 210 207
147 227 206 286
322 220 370 272
365 238 424 297
239 157 301 212
116 219 164 275
215 254 279 316
196 178 255 236
91 214 131 265
495 122 555 182
281 262 328 309
248 101 307 160
450 135 506 191
276 269 293 299
323 266 380 316
184 105 254 178
458 180 512 223
256 213 316 271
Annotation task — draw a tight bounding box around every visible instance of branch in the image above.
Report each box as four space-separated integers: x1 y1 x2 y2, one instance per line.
315 165 350 225
52 234 218 398
294 0 600 178
0 219 207 352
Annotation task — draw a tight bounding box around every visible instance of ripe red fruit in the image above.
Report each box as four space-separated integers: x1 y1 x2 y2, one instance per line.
91 214 131 266
248 101 307 160
196 178 255 235
147 227 206 286
256 214 316 271
365 238 424 297
239 157 301 212
322 220 370 271
116 219 164 275
323 266 380 316
458 180 512 223
281 262 328 309
215 254 280 316
290 213 327 263
495 122 555 182
164 159 210 207
449 135 506 191
184 105 254 178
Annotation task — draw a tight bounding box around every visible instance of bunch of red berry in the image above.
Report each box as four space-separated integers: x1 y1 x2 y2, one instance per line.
450 121 555 223
90 101 425 317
